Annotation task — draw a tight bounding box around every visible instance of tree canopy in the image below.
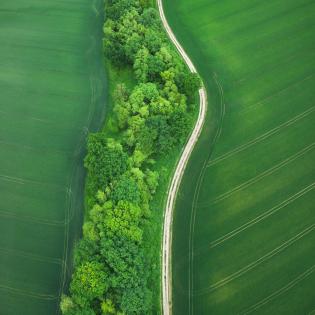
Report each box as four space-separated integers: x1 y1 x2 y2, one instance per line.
61 0 200 314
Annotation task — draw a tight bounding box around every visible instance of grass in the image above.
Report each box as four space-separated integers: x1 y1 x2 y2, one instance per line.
163 0 315 314
149 95 200 311
0 1 107 314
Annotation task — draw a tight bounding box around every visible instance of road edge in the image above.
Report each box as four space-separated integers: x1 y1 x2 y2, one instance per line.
157 1 208 314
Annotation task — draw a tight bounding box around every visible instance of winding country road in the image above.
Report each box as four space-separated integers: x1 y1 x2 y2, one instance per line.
157 1 208 314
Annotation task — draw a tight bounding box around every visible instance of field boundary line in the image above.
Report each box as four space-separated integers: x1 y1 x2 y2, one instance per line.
241 264 315 314
0 208 67 227
0 109 52 123
0 246 63 265
157 1 208 315
0 137 79 156
0 174 67 190
92 0 100 16
209 142 315 205
206 183 315 248
194 223 315 296
0 283 58 301
208 106 315 166
0 80 83 101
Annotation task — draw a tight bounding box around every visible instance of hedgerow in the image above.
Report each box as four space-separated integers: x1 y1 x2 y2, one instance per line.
61 1 200 314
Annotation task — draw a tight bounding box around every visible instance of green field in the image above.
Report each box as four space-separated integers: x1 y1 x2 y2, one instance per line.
0 1 106 314
163 0 315 314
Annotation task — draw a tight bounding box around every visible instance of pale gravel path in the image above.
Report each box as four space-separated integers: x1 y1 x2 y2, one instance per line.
157 1 208 314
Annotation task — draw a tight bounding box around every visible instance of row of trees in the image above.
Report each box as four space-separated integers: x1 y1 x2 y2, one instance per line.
61 0 200 314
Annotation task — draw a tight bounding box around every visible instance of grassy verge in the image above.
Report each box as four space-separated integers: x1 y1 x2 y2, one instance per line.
147 124 196 313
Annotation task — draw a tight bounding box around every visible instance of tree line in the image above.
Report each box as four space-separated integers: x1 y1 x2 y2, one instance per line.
61 0 200 314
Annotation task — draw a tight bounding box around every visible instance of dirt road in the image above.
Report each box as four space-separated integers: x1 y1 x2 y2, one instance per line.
157 1 208 314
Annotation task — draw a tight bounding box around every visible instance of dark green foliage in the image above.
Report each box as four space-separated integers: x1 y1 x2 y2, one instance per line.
145 29 164 54
73 239 100 266
121 286 152 314
85 135 128 191
62 0 199 313
168 109 191 144
111 175 140 204
175 71 201 103
105 0 134 20
140 8 161 29
146 115 170 152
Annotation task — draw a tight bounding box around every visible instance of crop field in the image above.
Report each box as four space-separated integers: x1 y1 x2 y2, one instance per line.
163 0 315 314
0 0 106 314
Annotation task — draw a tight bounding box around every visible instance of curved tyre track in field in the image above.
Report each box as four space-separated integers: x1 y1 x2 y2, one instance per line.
157 1 208 314
194 223 315 296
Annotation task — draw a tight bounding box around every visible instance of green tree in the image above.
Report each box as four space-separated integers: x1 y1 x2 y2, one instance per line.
83 221 99 242
101 299 116 314
106 0 135 20
131 149 147 167
60 295 75 315
145 169 159 194
168 109 190 144
73 238 100 267
114 100 131 129
70 261 108 307
111 175 141 204
134 47 150 82
121 286 152 314
161 68 187 113
144 29 163 54
103 20 126 66
85 136 128 191
140 7 161 29
176 71 201 103
119 9 145 62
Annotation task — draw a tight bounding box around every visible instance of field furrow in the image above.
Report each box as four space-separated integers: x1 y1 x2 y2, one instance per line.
164 0 315 313
0 1 107 314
